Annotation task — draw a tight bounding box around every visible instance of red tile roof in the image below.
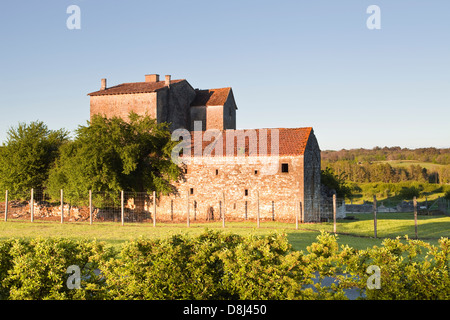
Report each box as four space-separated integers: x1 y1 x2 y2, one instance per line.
181 127 313 157
191 88 232 106
87 79 185 96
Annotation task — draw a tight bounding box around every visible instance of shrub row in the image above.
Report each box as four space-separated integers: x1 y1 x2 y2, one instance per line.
1 230 450 300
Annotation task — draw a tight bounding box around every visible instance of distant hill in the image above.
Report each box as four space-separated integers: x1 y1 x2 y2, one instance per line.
322 147 450 165
321 147 450 184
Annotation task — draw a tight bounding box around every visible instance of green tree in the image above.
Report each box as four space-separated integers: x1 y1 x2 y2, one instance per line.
321 167 353 199
46 113 181 204
0 121 69 199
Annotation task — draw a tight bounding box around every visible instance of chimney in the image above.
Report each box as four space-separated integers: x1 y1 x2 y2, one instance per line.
165 75 171 86
145 74 160 82
101 78 107 90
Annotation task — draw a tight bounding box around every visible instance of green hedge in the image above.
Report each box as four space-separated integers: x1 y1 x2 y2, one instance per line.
1 230 450 300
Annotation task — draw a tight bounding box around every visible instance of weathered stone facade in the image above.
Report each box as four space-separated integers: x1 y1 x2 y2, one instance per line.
88 74 322 222
88 74 237 132
155 127 321 222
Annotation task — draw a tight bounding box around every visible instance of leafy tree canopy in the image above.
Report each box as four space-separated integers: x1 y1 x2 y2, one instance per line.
320 167 353 199
0 121 69 199
46 113 181 204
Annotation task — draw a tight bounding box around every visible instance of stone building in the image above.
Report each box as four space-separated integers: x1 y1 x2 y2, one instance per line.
88 74 237 132
88 74 322 222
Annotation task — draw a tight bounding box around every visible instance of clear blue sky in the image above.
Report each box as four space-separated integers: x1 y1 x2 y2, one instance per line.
0 0 449 150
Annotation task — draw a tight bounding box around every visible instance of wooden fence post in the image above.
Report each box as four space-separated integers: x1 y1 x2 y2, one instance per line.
257 190 260 228
272 201 275 221
30 188 34 223
153 191 156 227
60 189 64 224
89 190 93 225
299 201 303 224
121 190 124 226
373 195 377 239
222 192 226 228
4 190 8 222
245 201 248 220
333 193 337 234
187 189 190 228
414 196 418 239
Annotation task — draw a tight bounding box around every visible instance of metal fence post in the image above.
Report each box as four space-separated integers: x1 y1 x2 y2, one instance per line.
4 190 8 222
30 188 34 223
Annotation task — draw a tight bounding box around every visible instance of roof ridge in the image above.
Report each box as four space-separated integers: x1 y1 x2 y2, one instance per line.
87 79 185 96
185 127 313 156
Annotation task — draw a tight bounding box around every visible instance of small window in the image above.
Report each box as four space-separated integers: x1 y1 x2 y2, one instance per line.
244 189 249 196
254 170 258 175
281 163 289 173
215 169 219 175
190 188 194 195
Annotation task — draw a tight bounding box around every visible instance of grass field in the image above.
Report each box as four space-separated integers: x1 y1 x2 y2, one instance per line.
374 160 448 171
2 212 449 252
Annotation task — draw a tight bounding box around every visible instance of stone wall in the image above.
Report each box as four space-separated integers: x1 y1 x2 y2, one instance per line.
157 80 197 131
302 130 321 222
223 91 237 130
155 155 306 222
90 92 157 122
3 201 91 221
206 106 224 131
90 80 196 131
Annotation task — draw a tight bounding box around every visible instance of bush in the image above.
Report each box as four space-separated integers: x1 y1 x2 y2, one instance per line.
340 236 450 299
1 231 450 300
100 230 317 300
0 238 113 300
444 190 450 200
398 186 421 199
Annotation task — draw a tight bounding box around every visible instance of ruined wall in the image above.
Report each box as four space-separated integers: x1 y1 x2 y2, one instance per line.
155 155 304 222
223 91 237 130
158 81 197 131
189 106 207 131
302 130 321 222
90 92 157 122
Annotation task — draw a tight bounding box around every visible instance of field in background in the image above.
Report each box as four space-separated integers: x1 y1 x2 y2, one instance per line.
374 160 447 171
348 182 448 205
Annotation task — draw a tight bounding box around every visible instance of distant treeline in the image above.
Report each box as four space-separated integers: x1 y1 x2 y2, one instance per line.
322 147 450 165
322 147 450 184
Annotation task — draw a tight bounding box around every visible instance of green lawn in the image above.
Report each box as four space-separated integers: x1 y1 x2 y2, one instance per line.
2 212 449 252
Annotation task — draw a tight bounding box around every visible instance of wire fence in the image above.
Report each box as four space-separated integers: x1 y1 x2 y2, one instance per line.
1 188 449 240
1 188 333 227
